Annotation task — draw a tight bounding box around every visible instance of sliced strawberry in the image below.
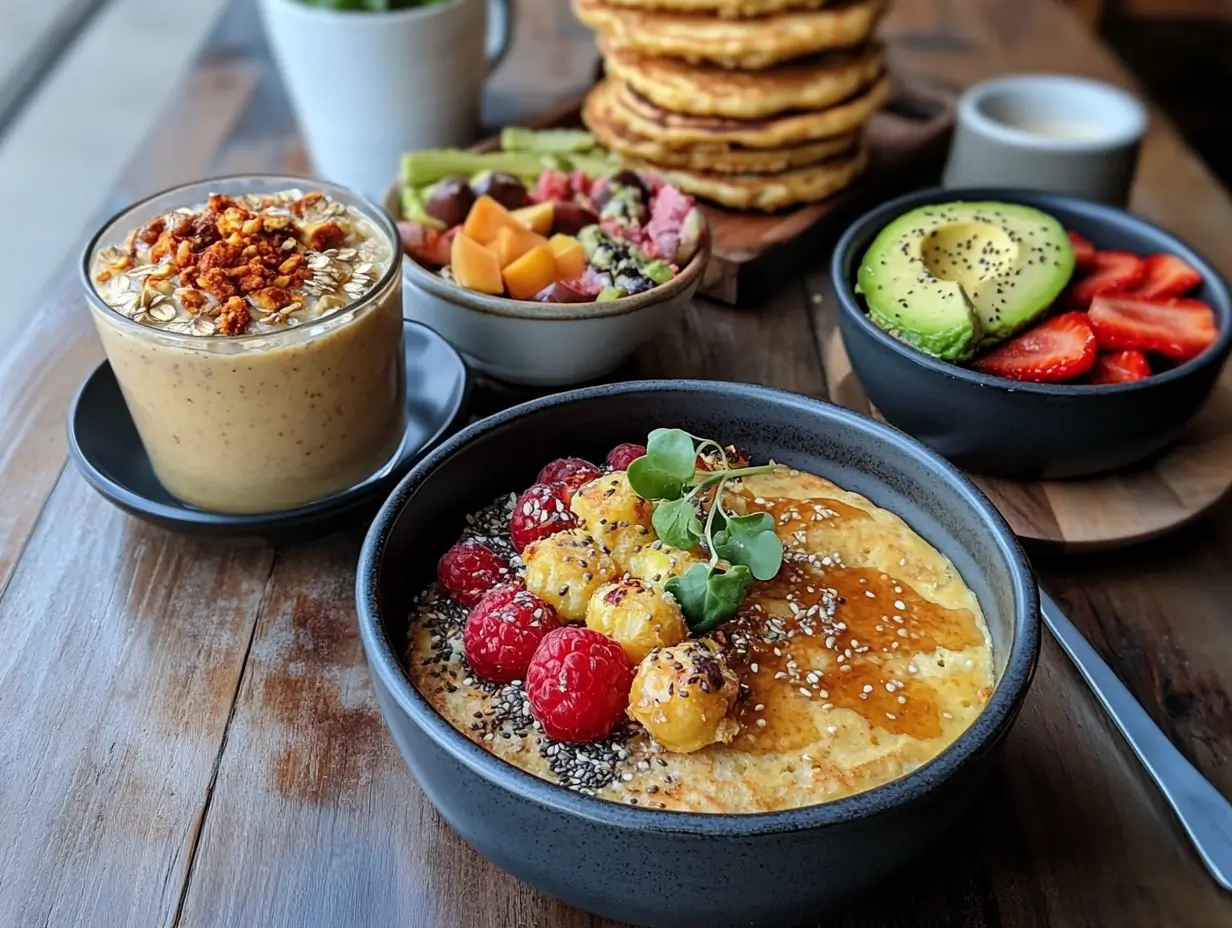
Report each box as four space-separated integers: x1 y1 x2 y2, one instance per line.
1132 254 1203 300
1068 230 1097 271
1088 350 1153 385
1088 295 1219 363
1067 251 1145 307
973 312 1098 383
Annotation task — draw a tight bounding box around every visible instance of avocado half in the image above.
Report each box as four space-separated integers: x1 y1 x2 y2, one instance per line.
856 201 1076 362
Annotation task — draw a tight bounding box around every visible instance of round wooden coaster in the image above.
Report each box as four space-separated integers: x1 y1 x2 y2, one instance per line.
822 329 1232 552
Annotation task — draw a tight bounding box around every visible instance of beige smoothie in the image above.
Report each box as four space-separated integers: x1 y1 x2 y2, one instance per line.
87 184 406 514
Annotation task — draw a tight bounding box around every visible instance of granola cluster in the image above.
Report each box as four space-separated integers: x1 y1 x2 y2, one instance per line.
92 189 390 337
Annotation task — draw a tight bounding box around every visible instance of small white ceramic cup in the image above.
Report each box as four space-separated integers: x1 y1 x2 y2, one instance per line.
943 73 1148 206
260 0 512 199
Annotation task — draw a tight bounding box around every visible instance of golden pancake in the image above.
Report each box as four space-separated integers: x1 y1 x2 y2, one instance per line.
573 0 887 69
601 40 884 119
584 81 859 173
631 144 868 210
408 465 994 813
601 0 832 19
608 75 892 149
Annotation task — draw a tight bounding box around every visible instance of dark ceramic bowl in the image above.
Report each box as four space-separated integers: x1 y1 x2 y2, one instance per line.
356 381 1040 928
832 187 1232 479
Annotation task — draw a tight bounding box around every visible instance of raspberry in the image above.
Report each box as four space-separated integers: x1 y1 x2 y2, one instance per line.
526 627 635 742
464 585 561 683
437 539 511 606
537 457 602 501
605 443 646 471
510 482 579 552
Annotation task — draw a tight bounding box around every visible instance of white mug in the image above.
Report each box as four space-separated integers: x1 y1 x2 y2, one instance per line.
260 0 513 199
943 74 1148 206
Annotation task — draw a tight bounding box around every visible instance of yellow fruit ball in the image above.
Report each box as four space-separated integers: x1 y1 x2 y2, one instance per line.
628 641 740 753
585 578 687 663
522 528 616 622
570 472 655 568
626 541 702 587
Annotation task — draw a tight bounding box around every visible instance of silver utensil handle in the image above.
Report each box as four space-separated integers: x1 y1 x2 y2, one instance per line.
1040 590 1232 891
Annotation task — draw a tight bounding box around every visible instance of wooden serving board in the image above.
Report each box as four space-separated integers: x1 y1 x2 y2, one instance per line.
488 77 956 306
813 295 1232 552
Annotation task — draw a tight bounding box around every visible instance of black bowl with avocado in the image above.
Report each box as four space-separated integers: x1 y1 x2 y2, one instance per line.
832 187 1232 480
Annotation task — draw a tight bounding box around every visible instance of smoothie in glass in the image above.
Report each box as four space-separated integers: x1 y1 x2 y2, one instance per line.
83 177 406 514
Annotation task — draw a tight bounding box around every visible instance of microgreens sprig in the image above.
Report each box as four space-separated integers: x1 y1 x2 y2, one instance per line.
625 428 784 632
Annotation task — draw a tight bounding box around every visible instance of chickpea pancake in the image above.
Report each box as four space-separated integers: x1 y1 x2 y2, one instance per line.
573 0 887 69
408 464 994 813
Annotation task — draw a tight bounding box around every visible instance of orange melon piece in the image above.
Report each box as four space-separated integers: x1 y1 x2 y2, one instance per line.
548 234 586 281
462 195 528 246
512 202 554 236
496 224 549 269
502 244 557 300
451 232 504 295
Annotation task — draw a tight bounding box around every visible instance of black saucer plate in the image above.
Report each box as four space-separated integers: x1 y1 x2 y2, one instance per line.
68 320 470 542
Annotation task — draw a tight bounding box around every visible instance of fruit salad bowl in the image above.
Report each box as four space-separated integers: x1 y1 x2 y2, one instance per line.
356 380 1039 928
833 187 1232 479
384 131 711 386
396 225 708 386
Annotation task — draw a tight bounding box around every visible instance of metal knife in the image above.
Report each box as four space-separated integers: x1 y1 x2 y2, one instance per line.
1040 589 1232 891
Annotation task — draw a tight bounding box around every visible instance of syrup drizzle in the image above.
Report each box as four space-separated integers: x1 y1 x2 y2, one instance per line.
720 493 984 751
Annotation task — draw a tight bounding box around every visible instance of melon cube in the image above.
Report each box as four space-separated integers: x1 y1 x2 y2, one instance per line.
451 232 504 295
502 244 557 300
496 224 549 269
548 234 586 281
462 194 528 246
512 202 555 236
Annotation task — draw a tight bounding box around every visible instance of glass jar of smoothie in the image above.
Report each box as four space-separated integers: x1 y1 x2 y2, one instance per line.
82 176 406 514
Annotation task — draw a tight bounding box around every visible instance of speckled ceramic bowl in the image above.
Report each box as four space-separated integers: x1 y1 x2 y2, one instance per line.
832 187 1232 479
384 184 709 386
356 381 1040 928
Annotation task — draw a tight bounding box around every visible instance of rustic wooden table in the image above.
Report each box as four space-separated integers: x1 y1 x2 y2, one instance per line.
3 0 1232 925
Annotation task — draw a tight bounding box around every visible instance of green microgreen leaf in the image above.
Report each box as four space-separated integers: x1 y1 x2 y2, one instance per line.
646 428 698 481
667 564 754 633
626 426 784 633
626 455 684 501
651 497 703 550
712 512 783 581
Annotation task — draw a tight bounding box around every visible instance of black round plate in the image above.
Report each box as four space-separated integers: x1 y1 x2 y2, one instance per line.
68 319 470 542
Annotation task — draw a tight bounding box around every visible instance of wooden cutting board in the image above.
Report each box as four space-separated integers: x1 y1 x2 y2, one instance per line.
812 294 1232 552
480 77 956 306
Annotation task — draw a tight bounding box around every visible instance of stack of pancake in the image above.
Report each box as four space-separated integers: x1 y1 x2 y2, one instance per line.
575 0 892 211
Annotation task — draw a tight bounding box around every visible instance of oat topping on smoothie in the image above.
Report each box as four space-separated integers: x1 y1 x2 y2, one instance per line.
91 189 392 336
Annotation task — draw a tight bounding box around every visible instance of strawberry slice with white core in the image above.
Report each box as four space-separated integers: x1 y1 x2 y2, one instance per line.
1067 251 1145 307
1088 295 1219 363
1068 230 1097 271
972 312 1098 383
1088 349 1152 384
1132 254 1203 300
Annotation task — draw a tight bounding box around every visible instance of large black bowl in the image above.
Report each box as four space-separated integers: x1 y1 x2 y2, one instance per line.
356 381 1039 928
832 187 1232 479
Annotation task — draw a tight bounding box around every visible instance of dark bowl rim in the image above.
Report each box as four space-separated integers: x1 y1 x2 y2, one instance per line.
830 186 1232 395
356 380 1041 836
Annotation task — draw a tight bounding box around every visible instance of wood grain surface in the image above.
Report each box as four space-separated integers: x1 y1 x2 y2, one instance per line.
2 1 1232 927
